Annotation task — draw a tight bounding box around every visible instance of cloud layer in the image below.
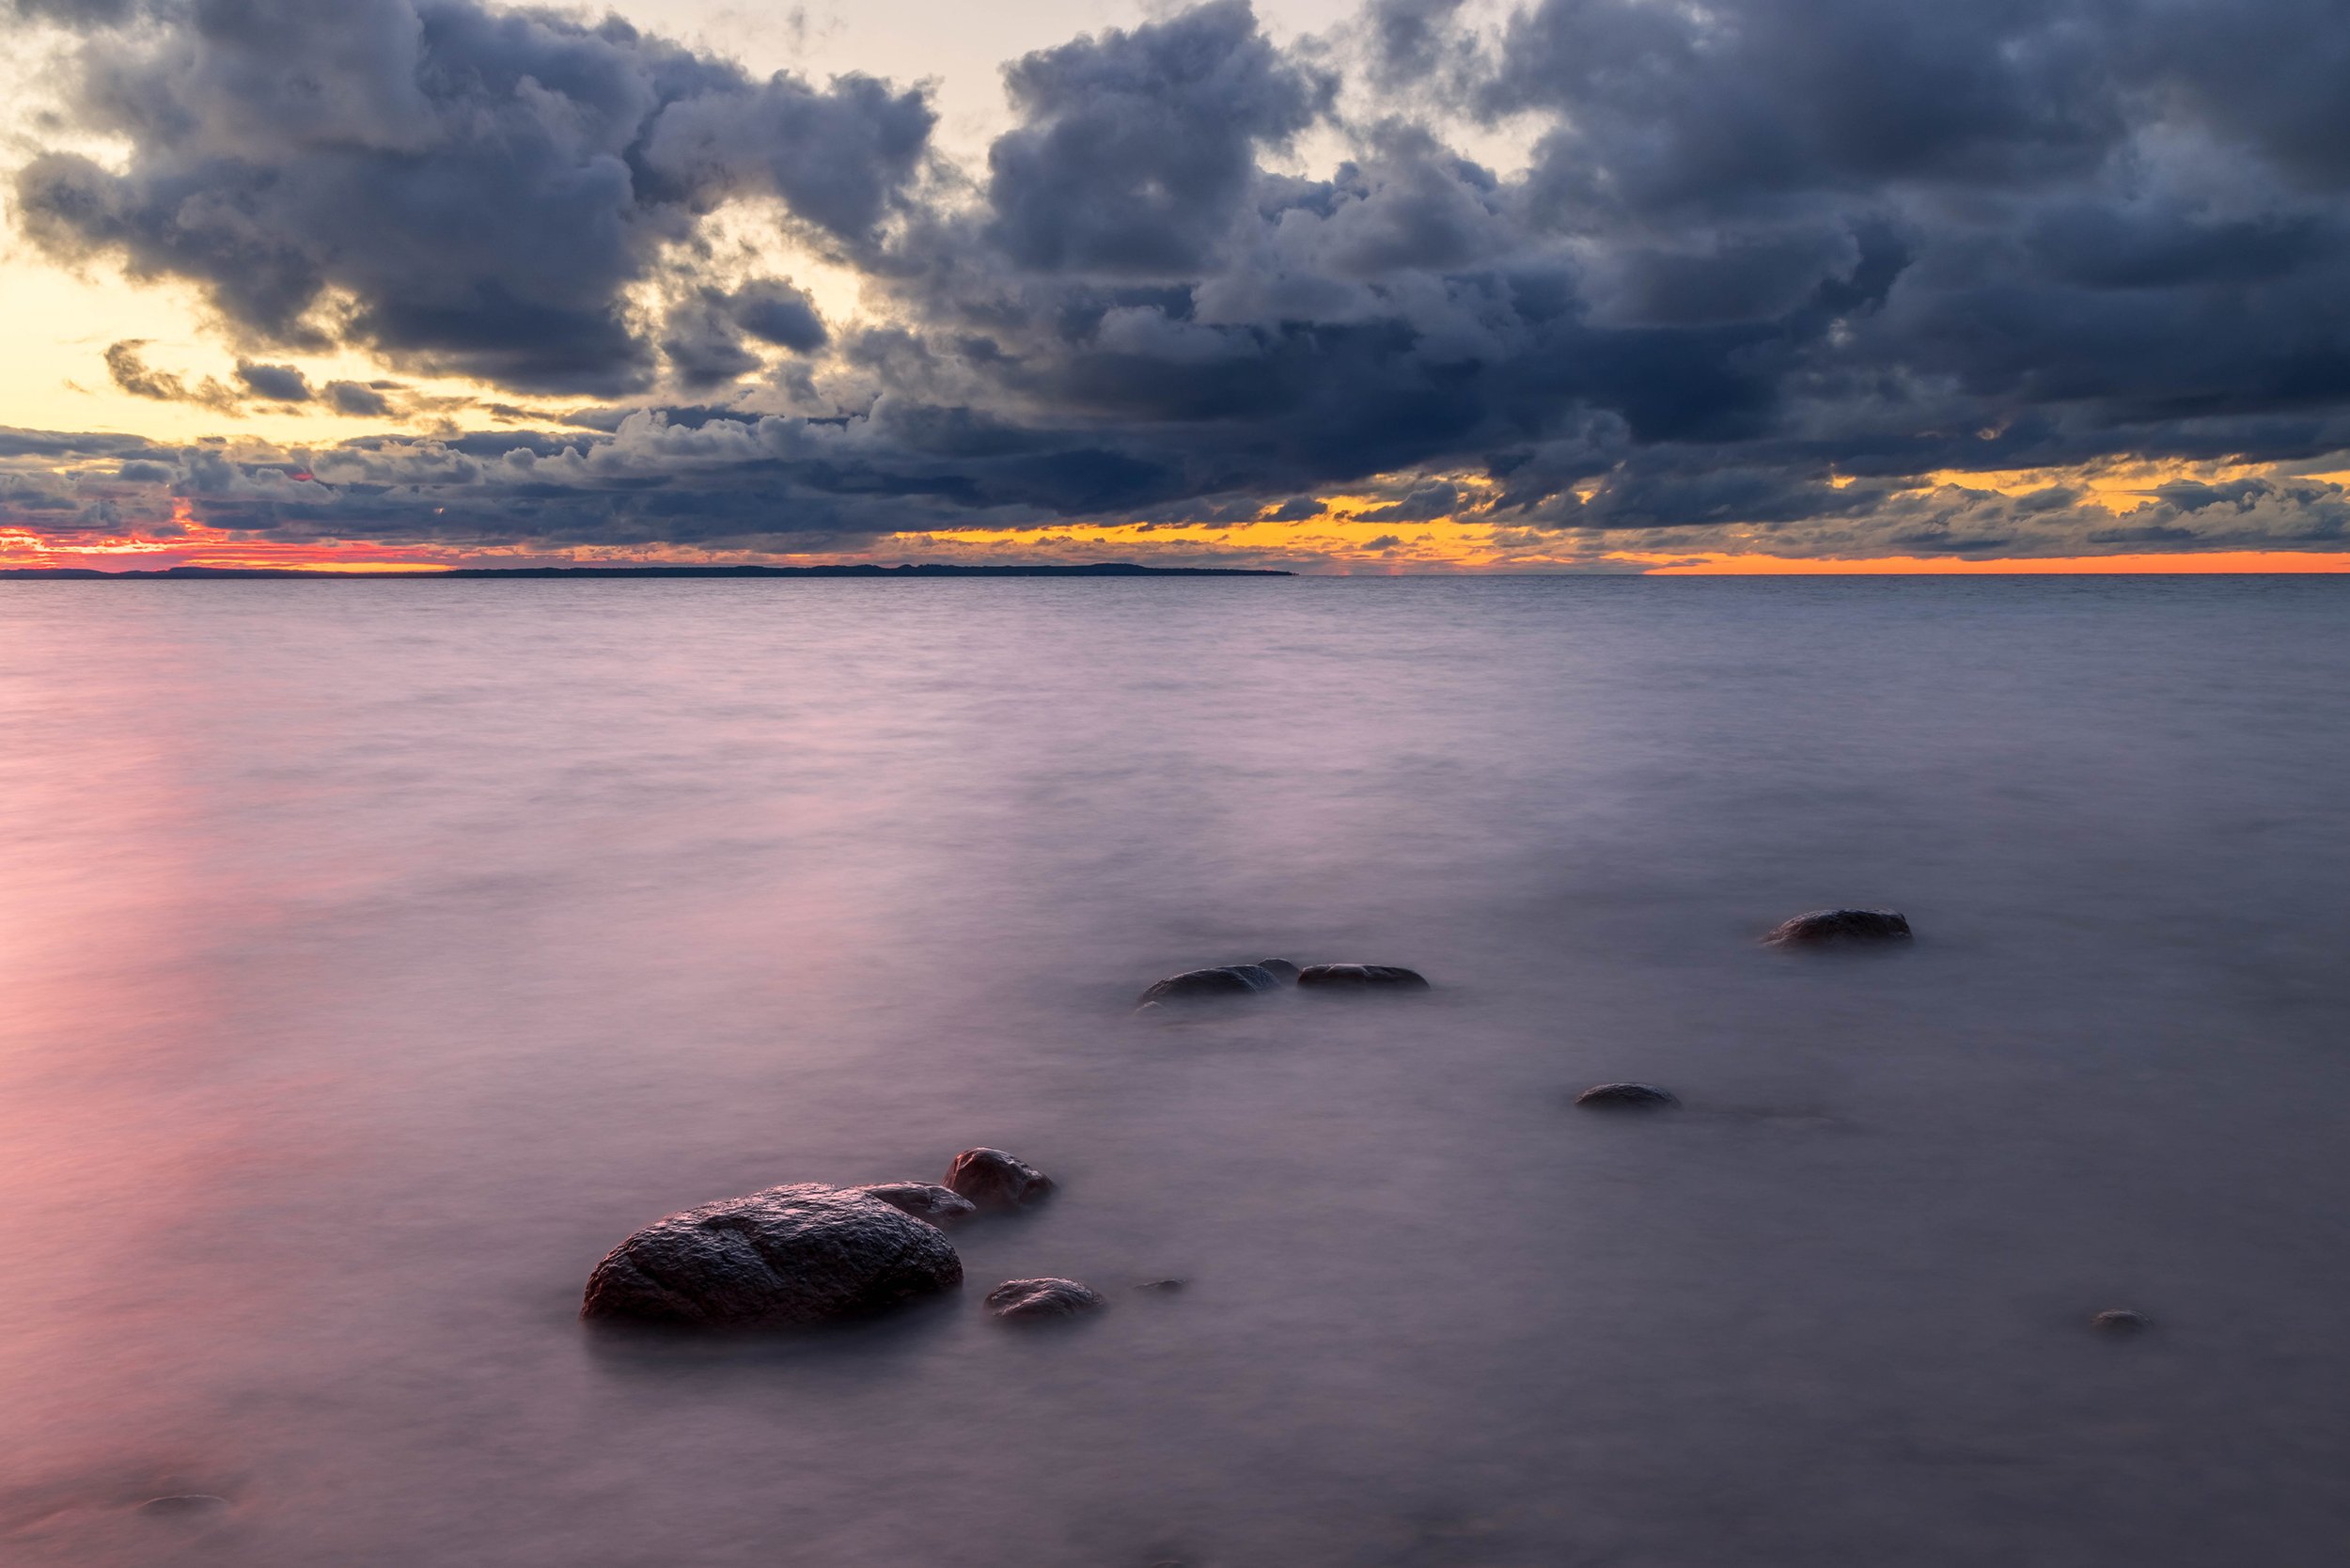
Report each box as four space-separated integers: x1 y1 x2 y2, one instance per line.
7 0 2350 562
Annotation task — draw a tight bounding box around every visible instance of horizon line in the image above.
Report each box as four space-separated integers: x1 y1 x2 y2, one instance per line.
11 550 2350 579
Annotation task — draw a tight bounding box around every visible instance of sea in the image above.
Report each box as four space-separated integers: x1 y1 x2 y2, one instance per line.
4 574 2348 1566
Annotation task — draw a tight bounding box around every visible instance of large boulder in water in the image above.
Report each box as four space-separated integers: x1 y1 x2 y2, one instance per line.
581 1184 962 1326
1136 964 1289 1005
1764 909 1912 947
987 1278 1108 1320
855 1182 979 1226
945 1147 1056 1211
1296 963 1431 991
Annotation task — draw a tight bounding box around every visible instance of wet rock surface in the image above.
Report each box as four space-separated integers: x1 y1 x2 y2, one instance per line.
1296 963 1431 991
2092 1309 2153 1335
945 1147 1056 1211
581 1183 963 1327
854 1182 979 1226
1763 908 1912 946
987 1278 1108 1319
1136 964 1287 1005
1252 959 1301 982
1575 1082 1680 1109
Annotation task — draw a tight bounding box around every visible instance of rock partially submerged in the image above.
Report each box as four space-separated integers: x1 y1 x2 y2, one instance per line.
1296 963 1431 991
137 1496 230 1517
2091 1309 2152 1335
1764 909 1912 947
946 1147 1056 1211
1575 1082 1679 1109
855 1182 979 1226
987 1278 1108 1320
1136 963 1293 1005
581 1184 963 1327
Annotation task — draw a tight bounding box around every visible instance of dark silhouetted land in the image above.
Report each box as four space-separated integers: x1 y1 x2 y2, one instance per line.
0 562 1291 580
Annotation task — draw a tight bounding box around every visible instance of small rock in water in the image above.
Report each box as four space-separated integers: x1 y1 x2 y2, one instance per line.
1136 1278 1187 1292
1296 963 1431 991
581 1184 963 1327
854 1182 979 1226
1136 964 1286 1005
987 1278 1108 1320
1575 1082 1679 1109
945 1147 1056 1211
2091 1309 2153 1335
137 1496 230 1517
1763 909 1912 947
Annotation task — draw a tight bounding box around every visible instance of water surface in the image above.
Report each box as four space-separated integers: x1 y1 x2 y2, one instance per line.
5 576 2349 1566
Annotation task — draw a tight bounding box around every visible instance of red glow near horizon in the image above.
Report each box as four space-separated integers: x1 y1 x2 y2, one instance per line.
0 525 458 573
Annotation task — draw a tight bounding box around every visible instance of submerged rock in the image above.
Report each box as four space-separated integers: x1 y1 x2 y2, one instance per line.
1764 909 1912 947
1136 964 1286 1005
137 1496 230 1517
2091 1309 2152 1335
1136 1278 1187 1293
1296 963 1431 991
855 1182 979 1226
987 1278 1108 1320
581 1184 963 1327
1575 1082 1680 1109
945 1147 1056 1211
1253 959 1302 983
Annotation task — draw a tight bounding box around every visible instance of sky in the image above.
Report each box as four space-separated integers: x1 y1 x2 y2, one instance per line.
2 0 2348 572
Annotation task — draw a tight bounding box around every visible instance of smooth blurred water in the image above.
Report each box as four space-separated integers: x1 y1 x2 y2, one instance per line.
4 575 2350 1567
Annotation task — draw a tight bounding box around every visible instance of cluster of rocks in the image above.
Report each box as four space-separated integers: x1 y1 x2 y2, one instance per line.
1564 908 1916 1107
584 908 2145 1342
580 1147 1105 1329
1136 958 1430 1011
580 955 1443 1332
1568 908 2149 1336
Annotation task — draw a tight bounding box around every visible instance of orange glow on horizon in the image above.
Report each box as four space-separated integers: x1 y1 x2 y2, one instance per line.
1637 551 2350 574
10 521 2350 578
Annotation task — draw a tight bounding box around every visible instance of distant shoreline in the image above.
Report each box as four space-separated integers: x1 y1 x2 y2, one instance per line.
0 562 1293 581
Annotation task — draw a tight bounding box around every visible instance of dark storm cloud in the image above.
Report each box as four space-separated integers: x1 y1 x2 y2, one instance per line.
731 281 828 353
0 427 172 460
1360 0 1472 86
637 72 935 249
8 0 2350 561
102 339 411 418
14 0 932 395
660 279 829 390
1480 0 2123 220
235 361 312 402
8 0 144 21
104 340 241 411
982 0 1332 274
325 381 396 417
